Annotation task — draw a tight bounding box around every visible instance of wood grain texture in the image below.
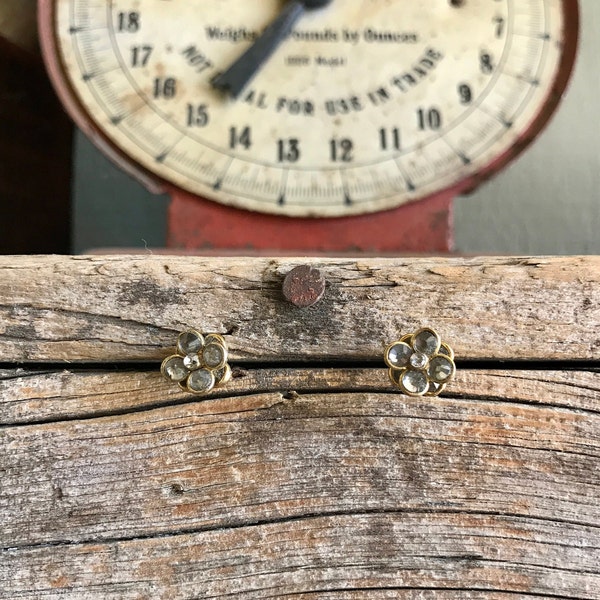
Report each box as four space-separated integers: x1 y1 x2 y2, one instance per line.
1 367 599 425
2 375 600 597
0 255 599 362
4 386 600 546
3 512 599 599
1 256 599 598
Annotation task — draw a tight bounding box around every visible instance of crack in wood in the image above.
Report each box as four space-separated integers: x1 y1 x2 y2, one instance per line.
3 508 600 553
266 588 592 600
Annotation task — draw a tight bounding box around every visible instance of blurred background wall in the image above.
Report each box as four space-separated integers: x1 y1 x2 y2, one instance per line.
0 0 37 51
454 0 600 255
0 0 72 254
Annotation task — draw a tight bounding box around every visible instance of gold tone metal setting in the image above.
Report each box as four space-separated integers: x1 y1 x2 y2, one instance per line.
161 329 231 395
385 328 456 397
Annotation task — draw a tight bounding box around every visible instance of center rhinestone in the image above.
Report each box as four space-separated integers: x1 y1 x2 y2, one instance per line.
183 353 201 370
410 352 429 370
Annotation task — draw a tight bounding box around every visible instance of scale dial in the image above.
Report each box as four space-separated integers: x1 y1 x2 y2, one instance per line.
46 0 577 217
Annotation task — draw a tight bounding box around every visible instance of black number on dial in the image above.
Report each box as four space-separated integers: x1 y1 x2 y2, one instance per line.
186 104 210 127
480 51 495 74
493 15 506 38
330 139 354 162
153 77 177 99
458 84 473 105
380 128 402 151
117 12 141 33
230 127 252 150
278 139 300 163
417 108 442 131
131 45 153 68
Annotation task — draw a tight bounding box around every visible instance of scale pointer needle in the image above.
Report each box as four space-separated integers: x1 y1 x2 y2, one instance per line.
211 0 332 98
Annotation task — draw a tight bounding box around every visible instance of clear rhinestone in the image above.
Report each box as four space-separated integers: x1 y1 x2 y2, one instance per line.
214 364 232 386
413 329 441 356
428 356 455 383
162 356 187 382
205 333 226 346
177 330 204 355
410 352 429 370
401 370 429 395
439 343 453 359
187 369 215 394
203 343 225 368
389 368 402 388
183 353 201 370
386 342 412 368
427 381 443 396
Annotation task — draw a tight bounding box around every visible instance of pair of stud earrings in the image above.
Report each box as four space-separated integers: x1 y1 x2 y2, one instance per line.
162 327 456 398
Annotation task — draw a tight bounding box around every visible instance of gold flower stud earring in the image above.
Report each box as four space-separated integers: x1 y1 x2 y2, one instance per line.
385 327 455 397
161 329 231 395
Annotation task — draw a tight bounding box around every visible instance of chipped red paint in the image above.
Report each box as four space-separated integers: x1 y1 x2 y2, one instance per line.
167 187 454 253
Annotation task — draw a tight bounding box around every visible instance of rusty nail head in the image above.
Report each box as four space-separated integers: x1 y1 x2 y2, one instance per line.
283 265 326 308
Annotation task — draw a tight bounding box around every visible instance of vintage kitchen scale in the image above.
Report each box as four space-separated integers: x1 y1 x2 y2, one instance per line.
39 0 579 252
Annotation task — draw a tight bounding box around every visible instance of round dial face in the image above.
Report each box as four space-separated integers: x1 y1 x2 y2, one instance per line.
53 0 575 217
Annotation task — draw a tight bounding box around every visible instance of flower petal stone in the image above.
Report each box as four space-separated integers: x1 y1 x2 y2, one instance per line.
203 343 226 369
386 342 412 368
388 368 404 388
428 355 455 383
439 343 454 360
401 370 429 396
205 333 226 346
413 328 441 357
177 330 204 355
426 381 445 396
162 356 188 383
187 369 215 394
214 364 232 387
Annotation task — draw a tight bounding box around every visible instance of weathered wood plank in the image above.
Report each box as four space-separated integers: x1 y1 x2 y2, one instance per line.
2 255 599 597
1 367 599 425
1 256 599 362
278 596 554 599
2 513 599 599
2 390 599 549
